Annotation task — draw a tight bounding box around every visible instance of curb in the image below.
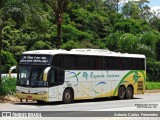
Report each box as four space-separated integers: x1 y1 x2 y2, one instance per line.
145 89 160 93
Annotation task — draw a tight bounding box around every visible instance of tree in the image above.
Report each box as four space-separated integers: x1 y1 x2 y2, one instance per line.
105 0 122 13
30 41 52 50
136 44 155 58
61 40 80 50
105 32 122 51
2 0 49 50
1 51 17 73
149 16 160 32
0 0 47 83
0 0 6 83
45 0 70 49
118 33 138 53
114 18 151 34
137 0 150 19
140 31 156 50
122 1 141 19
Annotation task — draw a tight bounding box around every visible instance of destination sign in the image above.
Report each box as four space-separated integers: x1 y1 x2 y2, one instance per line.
20 55 51 65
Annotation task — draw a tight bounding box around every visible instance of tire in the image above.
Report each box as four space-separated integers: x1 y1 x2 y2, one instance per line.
63 89 73 104
36 100 45 104
126 86 133 99
118 86 126 100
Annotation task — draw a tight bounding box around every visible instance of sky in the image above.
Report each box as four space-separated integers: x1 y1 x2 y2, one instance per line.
149 0 160 7
149 0 160 12
121 0 160 14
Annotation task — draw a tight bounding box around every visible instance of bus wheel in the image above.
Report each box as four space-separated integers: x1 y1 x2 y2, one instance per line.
63 89 73 104
118 86 126 100
36 100 45 104
126 86 133 99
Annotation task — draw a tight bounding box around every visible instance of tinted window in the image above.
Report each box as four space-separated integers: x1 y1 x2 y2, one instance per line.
104 57 145 70
90 56 103 70
48 69 56 86
78 56 91 70
64 55 78 70
52 55 64 68
114 57 124 70
124 58 145 70
52 54 145 70
139 58 145 70
48 68 64 86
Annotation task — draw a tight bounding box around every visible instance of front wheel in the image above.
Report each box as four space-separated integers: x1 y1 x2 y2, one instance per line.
118 86 126 100
36 100 45 104
126 87 133 99
63 89 73 104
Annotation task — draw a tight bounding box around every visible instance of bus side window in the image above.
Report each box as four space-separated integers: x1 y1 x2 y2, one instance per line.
57 69 64 85
49 69 56 86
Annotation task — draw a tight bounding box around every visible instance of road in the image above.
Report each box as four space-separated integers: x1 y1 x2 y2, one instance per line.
0 93 160 119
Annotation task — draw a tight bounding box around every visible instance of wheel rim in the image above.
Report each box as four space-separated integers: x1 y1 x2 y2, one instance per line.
127 87 133 98
119 87 125 98
65 92 71 101
64 90 72 103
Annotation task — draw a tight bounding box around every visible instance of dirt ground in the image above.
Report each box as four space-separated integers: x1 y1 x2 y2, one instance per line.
0 96 20 103
145 89 160 93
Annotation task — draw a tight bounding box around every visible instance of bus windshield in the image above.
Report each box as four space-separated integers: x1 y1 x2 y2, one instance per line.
17 66 48 87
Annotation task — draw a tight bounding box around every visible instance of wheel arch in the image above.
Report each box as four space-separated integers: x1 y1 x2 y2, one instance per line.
119 84 126 90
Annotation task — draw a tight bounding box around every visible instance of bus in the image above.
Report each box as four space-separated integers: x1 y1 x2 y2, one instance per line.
11 49 146 104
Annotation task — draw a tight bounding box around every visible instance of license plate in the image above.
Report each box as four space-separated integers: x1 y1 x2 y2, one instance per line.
27 96 32 99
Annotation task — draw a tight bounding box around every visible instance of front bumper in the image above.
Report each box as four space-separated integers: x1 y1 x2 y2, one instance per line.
16 93 49 102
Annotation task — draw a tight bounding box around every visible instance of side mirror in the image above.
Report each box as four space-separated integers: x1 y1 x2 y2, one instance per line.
43 67 51 82
9 66 17 78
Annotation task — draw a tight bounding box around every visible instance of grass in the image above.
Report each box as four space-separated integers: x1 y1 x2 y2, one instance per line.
146 82 160 90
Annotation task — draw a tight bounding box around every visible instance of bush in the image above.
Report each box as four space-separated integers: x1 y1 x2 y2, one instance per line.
146 60 160 82
0 77 16 96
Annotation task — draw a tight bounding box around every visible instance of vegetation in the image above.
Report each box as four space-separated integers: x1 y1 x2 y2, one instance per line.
0 77 16 96
146 82 160 90
0 0 160 84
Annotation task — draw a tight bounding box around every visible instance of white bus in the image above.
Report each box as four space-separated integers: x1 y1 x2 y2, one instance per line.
13 49 146 104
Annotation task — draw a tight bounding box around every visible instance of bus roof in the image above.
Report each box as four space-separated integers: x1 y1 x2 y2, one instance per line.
22 49 146 58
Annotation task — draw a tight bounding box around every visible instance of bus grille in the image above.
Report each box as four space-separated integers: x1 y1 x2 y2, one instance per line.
137 81 143 91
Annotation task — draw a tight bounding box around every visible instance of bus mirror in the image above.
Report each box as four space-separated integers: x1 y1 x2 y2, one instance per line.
43 67 51 82
9 66 17 78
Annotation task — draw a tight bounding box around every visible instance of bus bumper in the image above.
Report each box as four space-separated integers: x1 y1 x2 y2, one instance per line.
16 93 49 102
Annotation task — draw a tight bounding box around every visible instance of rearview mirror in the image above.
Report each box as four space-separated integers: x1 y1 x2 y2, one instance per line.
43 67 51 82
9 66 17 78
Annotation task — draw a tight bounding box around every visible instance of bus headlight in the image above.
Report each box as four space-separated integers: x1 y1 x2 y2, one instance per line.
37 91 47 95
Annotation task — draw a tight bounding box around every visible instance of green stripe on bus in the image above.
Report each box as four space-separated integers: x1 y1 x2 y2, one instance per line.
113 70 145 95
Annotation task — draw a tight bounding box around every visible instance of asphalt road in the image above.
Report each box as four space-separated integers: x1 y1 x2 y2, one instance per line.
0 93 160 119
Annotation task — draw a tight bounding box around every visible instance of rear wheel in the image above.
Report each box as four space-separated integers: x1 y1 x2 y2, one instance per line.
126 86 133 99
118 86 126 100
63 89 73 104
